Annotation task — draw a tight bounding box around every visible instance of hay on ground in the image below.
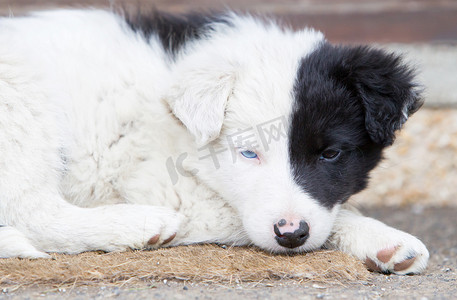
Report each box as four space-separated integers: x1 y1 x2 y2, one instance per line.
0 245 369 288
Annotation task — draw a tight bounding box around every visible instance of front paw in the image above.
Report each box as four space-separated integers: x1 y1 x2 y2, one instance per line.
126 206 182 250
364 233 429 275
330 213 429 275
90 205 183 252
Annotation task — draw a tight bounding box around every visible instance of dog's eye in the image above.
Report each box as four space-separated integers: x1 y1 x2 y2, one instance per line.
320 149 340 161
240 150 258 159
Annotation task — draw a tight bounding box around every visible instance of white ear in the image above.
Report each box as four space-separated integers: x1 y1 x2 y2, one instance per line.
167 64 236 145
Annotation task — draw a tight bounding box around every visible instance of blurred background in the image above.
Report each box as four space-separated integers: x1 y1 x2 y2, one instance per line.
1 0 456 208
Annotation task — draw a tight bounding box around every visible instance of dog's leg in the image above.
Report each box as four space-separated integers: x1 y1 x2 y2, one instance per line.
326 206 429 275
2 192 182 256
2 191 182 256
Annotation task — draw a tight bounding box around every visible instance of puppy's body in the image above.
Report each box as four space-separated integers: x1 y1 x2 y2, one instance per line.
0 9 428 274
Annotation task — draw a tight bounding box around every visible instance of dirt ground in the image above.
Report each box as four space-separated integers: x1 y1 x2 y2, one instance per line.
1 206 455 299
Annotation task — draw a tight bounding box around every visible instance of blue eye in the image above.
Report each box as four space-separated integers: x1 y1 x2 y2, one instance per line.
240 150 258 159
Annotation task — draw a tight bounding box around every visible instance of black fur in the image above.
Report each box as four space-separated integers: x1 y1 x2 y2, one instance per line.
289 42 422 209
125 11 231 55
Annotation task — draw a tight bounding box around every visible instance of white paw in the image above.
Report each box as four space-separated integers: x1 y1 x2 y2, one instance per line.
332 215 429 275
363 230 429 275
80 204 183 253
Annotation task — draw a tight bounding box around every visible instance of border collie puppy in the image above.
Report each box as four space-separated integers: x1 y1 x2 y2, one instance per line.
0 9 428 274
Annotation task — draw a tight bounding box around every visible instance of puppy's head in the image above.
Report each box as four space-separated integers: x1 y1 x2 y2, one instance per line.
168 24 422 252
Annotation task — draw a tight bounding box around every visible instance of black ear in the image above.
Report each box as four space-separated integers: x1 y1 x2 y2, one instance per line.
339 46 423 146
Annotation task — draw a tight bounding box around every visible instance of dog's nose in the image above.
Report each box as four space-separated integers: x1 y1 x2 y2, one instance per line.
274 219 309 248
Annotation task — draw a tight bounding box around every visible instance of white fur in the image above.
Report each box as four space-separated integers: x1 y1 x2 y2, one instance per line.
0 9 428 274
327 207 429 275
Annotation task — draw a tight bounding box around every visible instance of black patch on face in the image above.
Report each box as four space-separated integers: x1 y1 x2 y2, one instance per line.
125 10 232 56
289 42 422 209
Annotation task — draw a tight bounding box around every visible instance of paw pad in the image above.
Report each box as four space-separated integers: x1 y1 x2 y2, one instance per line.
365 246 419 274
148 234 160 245
163 233 176 244
376 246 397 263
147 233 176 246
365 257 382 272
394 256 416 272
